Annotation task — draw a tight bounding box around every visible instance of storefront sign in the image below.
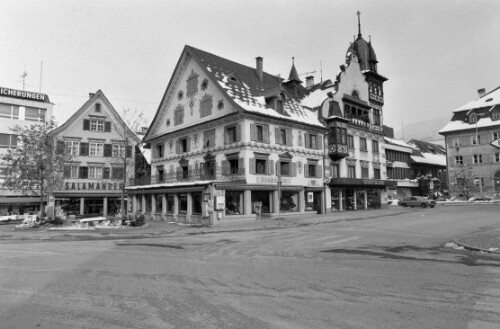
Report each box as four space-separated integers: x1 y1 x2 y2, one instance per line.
490 138 500 149
0 87 48 102
256 177 291 185
64 181 123 191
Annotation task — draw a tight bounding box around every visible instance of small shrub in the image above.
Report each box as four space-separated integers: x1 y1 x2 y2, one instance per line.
49 216 64 226
132 214 145 227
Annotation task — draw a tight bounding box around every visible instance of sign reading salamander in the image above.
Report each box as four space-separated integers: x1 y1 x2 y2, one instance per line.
64 181 123 190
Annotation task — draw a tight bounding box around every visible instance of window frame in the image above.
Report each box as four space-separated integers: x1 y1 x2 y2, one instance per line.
89 142 104 156
360 138 368 152
454 156 464 166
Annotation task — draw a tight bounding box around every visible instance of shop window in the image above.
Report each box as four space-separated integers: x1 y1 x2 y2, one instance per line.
179 194 188 213
166 195 174 213
226 191 243 215
204 129 215 148
0 103 19 119
192 193 202 215
251 191 271 213
145 194 152 212
281 191 298 212
250 123 269 143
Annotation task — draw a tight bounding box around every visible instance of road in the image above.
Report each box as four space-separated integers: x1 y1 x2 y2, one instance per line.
1 205 500 329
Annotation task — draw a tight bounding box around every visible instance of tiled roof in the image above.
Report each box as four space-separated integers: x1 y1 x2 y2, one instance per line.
188 46 323 127
408 139 446 166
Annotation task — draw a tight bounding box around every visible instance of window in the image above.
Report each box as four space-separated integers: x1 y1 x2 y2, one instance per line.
374 168 381 179
112 144 125 158
199 94 213 117
308 163 317 177
89 119 104 132
179 137 189 153
156 144 163 158
452 137 460 147
331 164 339 178
204 129 215 148
493 132 500 140
95 103 101 112
66 141 80 156
256 159 267 174
348 165 356 178
275 127 292 146
471 134 481 145
177 90 184 101
347 135 354 149
455 156 463 166
88 166 103 179
250 123 269 143
361 167 369 178
24 107 46 122
0 103 19 119
305 133 322 150
89 143 104 156
112 167 124 179
279 161 290 176
225 125 241 144
174 105 184 125
186 71 199 97
0 134 17 148
372 140 379 153
493 111 500 121
373 109 381 126
360 138 368 151
155 194 162 213
469 114 477 124
495 153 500 163
179 194 188 213
157 166 164 182
201 79 209 91
70 165 79 178
473 154 483 164
228 158 240 174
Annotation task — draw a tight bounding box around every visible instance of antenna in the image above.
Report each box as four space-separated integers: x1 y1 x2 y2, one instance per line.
320 61 323 82
401 121 405 140
39 61 43 92
21 71 28 90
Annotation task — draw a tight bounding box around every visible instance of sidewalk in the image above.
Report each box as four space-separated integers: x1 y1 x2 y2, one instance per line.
454 229 500 254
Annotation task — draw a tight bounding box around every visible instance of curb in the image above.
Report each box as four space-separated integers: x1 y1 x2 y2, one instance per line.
452 239 500 254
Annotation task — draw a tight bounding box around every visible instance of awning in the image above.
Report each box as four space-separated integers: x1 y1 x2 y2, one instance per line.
329 178 397 188
0 197 44 204
127 186 206 195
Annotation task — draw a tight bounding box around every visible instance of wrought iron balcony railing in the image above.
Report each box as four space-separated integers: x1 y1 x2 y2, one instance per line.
346 117 383 134
132 167 245 186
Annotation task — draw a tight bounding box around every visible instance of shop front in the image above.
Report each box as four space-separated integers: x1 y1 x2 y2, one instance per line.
329 178 396 211
54 191 124 217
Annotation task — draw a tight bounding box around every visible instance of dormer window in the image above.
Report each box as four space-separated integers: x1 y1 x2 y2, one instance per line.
469 114 477 124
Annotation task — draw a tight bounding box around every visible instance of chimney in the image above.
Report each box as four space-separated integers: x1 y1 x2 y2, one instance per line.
477 88 486 98
256 57 263 81
141 126 148 134
89 92 95 98
305 76 314 88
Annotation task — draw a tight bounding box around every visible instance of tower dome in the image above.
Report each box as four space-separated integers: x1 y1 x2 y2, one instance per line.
346 11 378 73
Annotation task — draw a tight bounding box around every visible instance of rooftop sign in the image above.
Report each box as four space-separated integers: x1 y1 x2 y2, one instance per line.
0 87 50 103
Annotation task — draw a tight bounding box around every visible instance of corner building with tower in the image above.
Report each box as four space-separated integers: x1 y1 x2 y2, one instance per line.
129 14 394 224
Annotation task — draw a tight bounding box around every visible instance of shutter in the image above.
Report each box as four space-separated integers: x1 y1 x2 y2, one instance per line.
104 144 112 157
83 119 90 130
250 124 256 141
104 121 112 132
80 142 89 156
304 133 308 148
263 125 270 143
249 158 256 174
79 166 88 179
304 164 309 177
221 160 229 175
317 165 322 178
103 167 110 179
126 146 132 158
275 127 281 144
268 160 274 175
238 158 244 173
291 162 297 177
316 135 323 150
236 124 241 142
63 165 71 178
286 129 293 146
186 136 191 152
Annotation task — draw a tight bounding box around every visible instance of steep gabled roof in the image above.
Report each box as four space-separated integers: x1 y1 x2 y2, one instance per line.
49 90 140 144
408 139 446 166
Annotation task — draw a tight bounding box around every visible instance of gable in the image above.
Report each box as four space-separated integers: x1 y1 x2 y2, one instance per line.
146 53 237 141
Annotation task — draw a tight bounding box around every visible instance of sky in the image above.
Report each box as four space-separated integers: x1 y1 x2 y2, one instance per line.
2 0 500 141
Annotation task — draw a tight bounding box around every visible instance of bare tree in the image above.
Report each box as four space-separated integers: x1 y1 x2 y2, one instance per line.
2 119 70 217
450 167 477 200
112 108 146 219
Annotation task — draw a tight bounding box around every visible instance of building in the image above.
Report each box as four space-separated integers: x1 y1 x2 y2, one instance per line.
128 13 395 223
50 90 140 216
439 87 500 198
128 46 326 224
384 136 417 198
407 139 447 196
0 86 53 214
304 15 396 211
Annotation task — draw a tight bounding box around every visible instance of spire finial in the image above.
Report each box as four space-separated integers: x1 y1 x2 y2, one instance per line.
357 10 361 37
369 35 371 42
292 56 295 65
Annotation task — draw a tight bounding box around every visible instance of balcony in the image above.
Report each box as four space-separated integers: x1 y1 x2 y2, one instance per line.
347 117 383 134
134 167 246 186
328 143 349 161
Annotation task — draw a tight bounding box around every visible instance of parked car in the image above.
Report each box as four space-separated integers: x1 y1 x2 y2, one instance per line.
399 196 436 208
